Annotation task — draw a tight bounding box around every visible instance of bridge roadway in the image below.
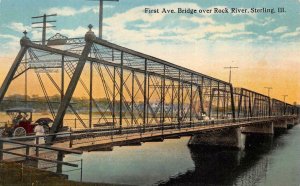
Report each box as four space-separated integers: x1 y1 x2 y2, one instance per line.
52 115 298 151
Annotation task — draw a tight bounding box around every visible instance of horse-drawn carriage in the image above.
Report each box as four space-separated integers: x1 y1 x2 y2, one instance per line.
0 108 53 137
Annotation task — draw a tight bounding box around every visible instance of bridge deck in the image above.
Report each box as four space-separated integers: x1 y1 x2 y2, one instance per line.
52 116 297 151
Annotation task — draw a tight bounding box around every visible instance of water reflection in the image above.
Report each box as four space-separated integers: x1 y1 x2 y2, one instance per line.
63 125 300 186
159 134 274 186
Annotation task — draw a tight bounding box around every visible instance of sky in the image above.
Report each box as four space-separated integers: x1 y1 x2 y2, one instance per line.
0 0 299 103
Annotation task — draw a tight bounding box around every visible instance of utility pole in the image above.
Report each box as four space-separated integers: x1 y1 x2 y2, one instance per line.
87 0 119 38
264 87 272 97
224 66 238 84
32 14 57 45
282 95 288 102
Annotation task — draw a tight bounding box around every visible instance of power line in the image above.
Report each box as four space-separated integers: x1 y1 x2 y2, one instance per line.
264 87 272 97
224 66 238 84
282 95 288 102
32 14 57 45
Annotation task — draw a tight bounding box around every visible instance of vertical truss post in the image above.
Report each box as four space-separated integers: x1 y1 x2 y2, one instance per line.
181 80 184 123
190 74 193 125
143 59 147 131
226 86 229 117
162 65 166 126
61 55 65 100
178 70 181 128
269 98 272 116
0 37 29 104
25 51 28 106
89 62 93 128
244 96 247 117
230 84 236 121
119 51 124 132
131 71 134 126
199 77 204 116
250 93 253 117
112 66 116 127
237 89 243 118
271 99 274 116
171 80 174 122
208 80 213 118
209 90 215 119
48 28 95 139
223 85 226 117
198 86 203 118
217 83 220 119
147 74 150 125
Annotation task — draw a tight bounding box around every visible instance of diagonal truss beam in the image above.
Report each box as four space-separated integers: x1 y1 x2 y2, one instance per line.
0 38 29 103
48 31 96 140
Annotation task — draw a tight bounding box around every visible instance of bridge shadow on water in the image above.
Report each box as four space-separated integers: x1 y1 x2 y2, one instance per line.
158 132 287 186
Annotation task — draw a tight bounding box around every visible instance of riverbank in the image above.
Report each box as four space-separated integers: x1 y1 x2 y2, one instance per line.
0 162 123 186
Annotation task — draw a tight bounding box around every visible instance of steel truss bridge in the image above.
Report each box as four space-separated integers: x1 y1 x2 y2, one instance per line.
0 28 299 145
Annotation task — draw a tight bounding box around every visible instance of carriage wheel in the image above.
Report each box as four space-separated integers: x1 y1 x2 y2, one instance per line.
13 127 26 137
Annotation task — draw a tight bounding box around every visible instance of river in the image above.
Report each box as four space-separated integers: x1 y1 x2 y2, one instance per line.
63 124 300 186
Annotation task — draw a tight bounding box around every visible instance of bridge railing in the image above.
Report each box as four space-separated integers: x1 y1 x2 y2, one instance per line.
66 115 297 147
0 132 83 177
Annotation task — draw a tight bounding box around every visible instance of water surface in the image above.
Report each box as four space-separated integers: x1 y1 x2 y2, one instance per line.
64 124 300 186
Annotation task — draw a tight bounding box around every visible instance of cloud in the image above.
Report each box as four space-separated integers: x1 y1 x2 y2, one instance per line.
180 16 215 25
8 22 31 32
0 34 21 55
257 35 272 40
46 7 79 16
267 26 288 34
0 34 19 40
103 2 253 44
209 31 255 40
281 27 300 38
58 26 88 38
43 5 114 17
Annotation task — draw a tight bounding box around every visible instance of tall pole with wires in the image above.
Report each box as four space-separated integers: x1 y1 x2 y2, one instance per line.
264 87 272 97
32 14 57 45
282 95 288 102
224 66 238 84
87 0 119 38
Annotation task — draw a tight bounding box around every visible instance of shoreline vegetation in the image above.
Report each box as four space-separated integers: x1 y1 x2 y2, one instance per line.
0 161 124 186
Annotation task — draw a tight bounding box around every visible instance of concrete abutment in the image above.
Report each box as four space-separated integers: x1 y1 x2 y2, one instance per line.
188 127 243 150
241 122 274 135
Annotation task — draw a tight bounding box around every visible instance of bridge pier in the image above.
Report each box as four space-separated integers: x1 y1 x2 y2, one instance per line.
273 120 288 133
241 122 274 135
287 119 295 129
188 128 243 150
295 117 299 125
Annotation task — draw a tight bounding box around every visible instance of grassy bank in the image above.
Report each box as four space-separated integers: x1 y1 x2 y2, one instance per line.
0 162 121 186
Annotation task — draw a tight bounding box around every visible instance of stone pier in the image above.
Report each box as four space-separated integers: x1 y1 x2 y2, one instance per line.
188 128 242 149
294 118 299 125
287 119 294 129
273 120 288 130
241 122 274 135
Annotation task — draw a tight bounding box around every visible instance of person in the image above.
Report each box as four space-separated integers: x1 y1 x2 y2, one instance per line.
34 123 45 144
13 113 23 125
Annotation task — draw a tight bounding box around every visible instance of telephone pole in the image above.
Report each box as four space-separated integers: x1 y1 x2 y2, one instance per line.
32 14 57 45
264 87 272 97
224 66 238 84
87 0 119 38
282 95 288 102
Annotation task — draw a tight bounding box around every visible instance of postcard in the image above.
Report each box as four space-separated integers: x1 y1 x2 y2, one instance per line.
0 0 299 185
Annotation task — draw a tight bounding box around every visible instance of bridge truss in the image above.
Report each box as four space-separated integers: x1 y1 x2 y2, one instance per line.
0 28 299 134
